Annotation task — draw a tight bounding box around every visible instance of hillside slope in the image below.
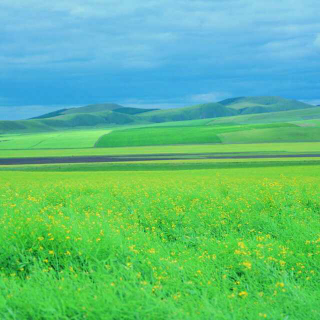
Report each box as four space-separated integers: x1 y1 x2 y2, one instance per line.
0 97 318 134
136 96 317 123
0 104 157 133
219 96 313 114
32 103 157 119
136 103 238 123
209 106 320 125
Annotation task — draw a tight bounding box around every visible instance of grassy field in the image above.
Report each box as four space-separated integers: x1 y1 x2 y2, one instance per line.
95 126 222 147
209 106 320 125
1 158 320 173
0 129 111 150
96 122 320 148
0 163 319 319
1 114 320 151
0 142 320 159
1 103 320 318
219 127 320 143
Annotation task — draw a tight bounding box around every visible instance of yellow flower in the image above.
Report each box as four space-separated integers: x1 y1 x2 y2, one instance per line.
49 250 54 255
279 260 286 267
239 291 248 298
238 242 246 249
242 261 252 269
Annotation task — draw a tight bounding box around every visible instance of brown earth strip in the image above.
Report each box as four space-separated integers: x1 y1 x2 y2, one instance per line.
1 154 320 165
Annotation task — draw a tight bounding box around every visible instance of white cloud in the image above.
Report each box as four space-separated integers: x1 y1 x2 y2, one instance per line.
1 0 320 71
0 0 320 105
190 92 231 103
123 102 185 110
121 92 232 110
302 99 320 106
261 39 312 59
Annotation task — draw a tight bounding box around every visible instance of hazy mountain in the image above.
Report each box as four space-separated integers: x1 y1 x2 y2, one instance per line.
0 97 318 133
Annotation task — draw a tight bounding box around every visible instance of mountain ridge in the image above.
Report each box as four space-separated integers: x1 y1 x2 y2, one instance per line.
1 96 318 133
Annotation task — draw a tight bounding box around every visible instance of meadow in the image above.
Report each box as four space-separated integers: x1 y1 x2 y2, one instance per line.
0 129 111 150
1 117 320 152
1 135 320 159
1 98 320 319
0 163 319 319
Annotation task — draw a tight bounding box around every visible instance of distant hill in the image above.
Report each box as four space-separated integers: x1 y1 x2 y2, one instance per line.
209 106 320 125
211 96 313 114
31 109 69 120
32 103 157 119
0 97 318 133
136 96 317 123
63 103 123 115
0 104 158 133
136 102 238 123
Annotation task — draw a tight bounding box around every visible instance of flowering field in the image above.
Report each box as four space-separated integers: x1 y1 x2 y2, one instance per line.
0 165 319 319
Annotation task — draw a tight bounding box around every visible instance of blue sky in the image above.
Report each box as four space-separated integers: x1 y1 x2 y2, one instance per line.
1 0 320 120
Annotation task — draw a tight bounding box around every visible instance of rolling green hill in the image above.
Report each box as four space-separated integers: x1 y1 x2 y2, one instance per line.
31 109 69 119
1 118 320 151
136 96 317 123
96 121 320 148
63 103 122 114
219 96 313 114
32 103 158 119
0 97 319 134
136 102 238 123
209 106 320 125
0 104 157 134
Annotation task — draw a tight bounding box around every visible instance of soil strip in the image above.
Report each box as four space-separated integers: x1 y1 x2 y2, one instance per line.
1 153 320 166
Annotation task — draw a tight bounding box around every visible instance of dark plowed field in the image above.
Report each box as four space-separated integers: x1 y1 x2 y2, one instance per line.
1 153 320 165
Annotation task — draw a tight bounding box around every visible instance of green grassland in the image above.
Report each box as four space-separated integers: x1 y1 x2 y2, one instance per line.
0 142 319 159
218 96 313 112
0 129 111 150
0 107 149 134
1 97 320 320
1 158 320 173
219 126 320 144
2 101 319 151
95 126 223 147
95 121 320 148
0 163 319 319
209 106 320 125
1 142 320 159
2 118 319 153
136 96 316 123
135 102 237 123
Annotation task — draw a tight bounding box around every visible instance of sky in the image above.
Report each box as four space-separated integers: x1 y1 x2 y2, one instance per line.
1 0 320 120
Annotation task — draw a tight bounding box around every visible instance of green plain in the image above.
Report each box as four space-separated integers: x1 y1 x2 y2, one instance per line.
0 129 111 150
0 164 319 319
0 142 320 159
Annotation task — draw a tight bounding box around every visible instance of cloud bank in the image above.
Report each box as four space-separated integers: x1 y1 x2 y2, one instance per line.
1 0 320 119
